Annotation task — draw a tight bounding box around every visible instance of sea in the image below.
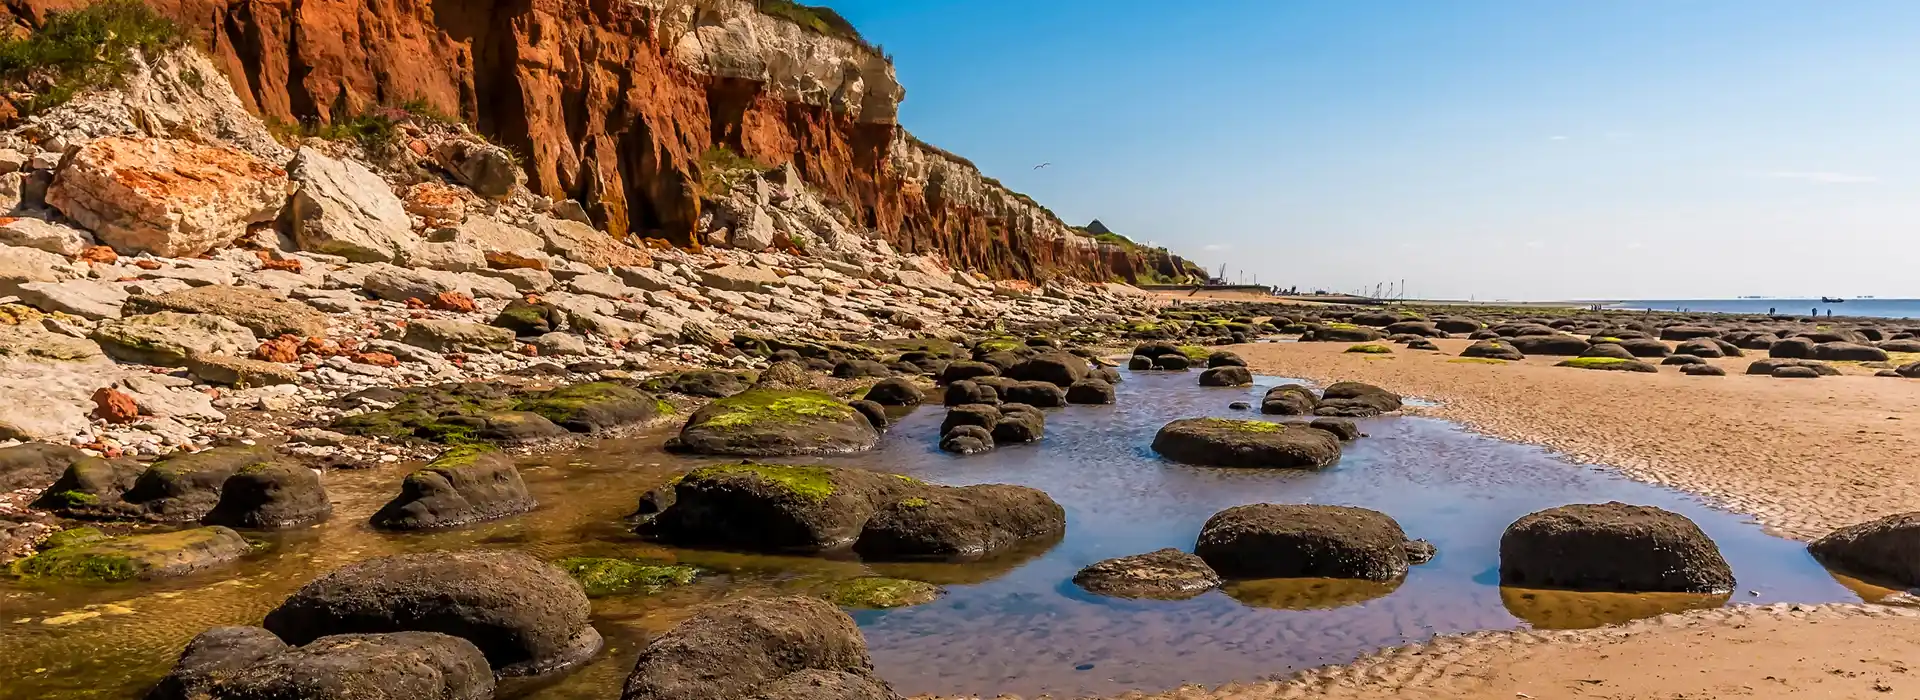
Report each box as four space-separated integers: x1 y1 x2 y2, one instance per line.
1606 299 1920 320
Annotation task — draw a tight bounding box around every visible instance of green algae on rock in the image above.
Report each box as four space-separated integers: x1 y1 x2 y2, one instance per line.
370 444 536 531
1346 343 1393 354
11 526 252 582
557 557 697 597
514 382 662 433
828 577 939 609
1556 357 1658 372
674 389 880 456
1152 417 1341 469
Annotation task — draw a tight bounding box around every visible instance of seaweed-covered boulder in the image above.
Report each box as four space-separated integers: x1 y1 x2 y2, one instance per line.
203 462 332 529
263 550 600 677
557 557 698 598
1260 384 1318 416
1308 417 1362 441
1658 326 1720 341
1579 343 1636 360
123 446 278 522
645 370 749 399
862 378 923 407
1809 513 1920 588
1769 337 1817 358
1746 358 1840 376
1508 334 1589 356
1151 354 1192 370
847 400 888 431
1064 378 1115 405
491 299 564 336
330 382 570 444
1198 366 1253 387
1499 502 1733 593
1308 324 1381 342
516 383 662 433
1661 354 1708 366
939 425 994 455
147 626 290 700
645 463 918 553
940 404 1001 434
937 361 999 385
1206 351 1246 368
1003 352 1089 387
11 526 251 582
1672 339 1727 358
1616 338 1672 358
157 630 494 700
1554 357 1659 373
1314 382 1403 417
1151 418 1341 469
853 484 1065 561
1813 342 1889 362
0 442 93 492
30 456 145 513
941 380 998 407
828 577 941 609
990 403 1046 444
1460 340 1524 361
620 596 885 700
676 389 880 456
1195 504 1412 581
1680 364 1726 376
370 445 535 530
1072 548 1221 600
1002 381 1066 408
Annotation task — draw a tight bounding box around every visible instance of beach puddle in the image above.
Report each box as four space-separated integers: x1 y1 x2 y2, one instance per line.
0 371 1869 698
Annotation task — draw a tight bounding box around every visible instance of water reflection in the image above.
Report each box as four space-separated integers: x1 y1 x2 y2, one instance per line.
1498 587 1730 629
0 370 1874 700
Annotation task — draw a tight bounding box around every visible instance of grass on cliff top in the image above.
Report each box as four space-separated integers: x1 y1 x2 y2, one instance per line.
0 0 185 115
756 0 874 49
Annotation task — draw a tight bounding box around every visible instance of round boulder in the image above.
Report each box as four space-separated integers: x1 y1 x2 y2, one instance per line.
1314 382 1403 417
1499 502 1733 593
1813 342 1889 362
675 389 880 456
853 484 1066 560
1072 548 1222 600
1260 384 1318 415
1002 381 1067 408
1195 504 1412 581
186 632 495 700
942 380 998 407
1680 364 1726 376
619 596 883 700
1809 512 1920 588
1064 378 1115 405
1769 337 1816 358
645 463 916 553
1003 352 1089 387
1661 354 1707 365
937 361 999 384
1198 366 1253 387
938 425 994 455
370 445 535 531
862 378 923 407
1151 418 1341 469
1773 365 1822 378
990 403 1046 444
1508 334 1590 356
203 461 333 530
1616 338 1672 358
1460 340 1524 361
1579 343 1636 360
1206 351 1247 368
1152 354 1192 370
263 550 600 677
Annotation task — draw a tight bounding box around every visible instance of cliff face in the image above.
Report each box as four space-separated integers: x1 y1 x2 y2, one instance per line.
0 0 1184 282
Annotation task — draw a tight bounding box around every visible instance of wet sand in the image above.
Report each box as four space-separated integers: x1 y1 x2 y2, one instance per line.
1232 338 1920 541
1057 337 1920 700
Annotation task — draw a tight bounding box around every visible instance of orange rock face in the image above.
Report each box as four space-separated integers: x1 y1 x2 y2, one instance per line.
253 335 302 363
3 0 1184 282
350 351 399 367
431 291 476 312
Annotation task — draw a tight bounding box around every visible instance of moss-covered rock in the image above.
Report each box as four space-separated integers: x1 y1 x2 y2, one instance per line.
515 382 661 433
38 526 109 550
203 460 332 530
1346 343 1393 354
371 444 536 531
1555 357 1658 373
828 577 939 609
28 455 143 515
11 526 252 582
121 445 277 523
557 557 697 597
674 389 880 456
332 383 570 444
1151 417 1342 469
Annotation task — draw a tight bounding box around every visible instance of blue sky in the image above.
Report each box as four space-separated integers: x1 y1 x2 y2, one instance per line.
825 0 1920 300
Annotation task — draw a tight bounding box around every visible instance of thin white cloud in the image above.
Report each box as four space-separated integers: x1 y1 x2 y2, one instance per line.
1524 241 1545 249
1765 170 1878 184
1202 243 1229 252
1548 135 1569 141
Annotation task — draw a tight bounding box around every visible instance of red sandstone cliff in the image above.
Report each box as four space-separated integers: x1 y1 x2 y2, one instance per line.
0 0 1195 283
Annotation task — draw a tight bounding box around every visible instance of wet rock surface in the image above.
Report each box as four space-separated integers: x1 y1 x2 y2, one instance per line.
621 596 890 700
1073 548 1222 600
1500 502 1734 593
1151 418 1342 469
1195 504 1415 582
370 445 535 530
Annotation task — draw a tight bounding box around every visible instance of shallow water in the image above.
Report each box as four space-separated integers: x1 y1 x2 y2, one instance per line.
0 371 1886 699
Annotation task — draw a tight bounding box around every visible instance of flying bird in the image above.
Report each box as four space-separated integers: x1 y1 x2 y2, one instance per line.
1033 162 1052 170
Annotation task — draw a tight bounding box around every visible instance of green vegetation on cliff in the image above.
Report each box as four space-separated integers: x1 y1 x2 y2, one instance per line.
0 0 184 114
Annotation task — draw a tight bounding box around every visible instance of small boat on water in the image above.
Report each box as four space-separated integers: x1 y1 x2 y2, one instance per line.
1821 296 1846 303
